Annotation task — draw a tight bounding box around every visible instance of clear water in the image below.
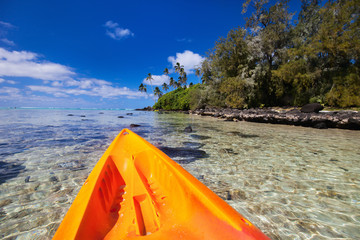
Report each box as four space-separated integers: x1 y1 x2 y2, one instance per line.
0 109 359 239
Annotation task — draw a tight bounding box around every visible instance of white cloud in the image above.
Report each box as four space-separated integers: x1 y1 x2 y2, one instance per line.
0 47 149 104
0 78 16 84
0 48 37 62
76 78 112 88
51 81 63 87
0 21 15 29
27 83 146 99
0 87 92 107
168 50 204 74
176 38 192 43
0 48 75 81
104 21 119 28
92 85 146 98
1 38 15 46
0 22 16 46
0 86 21 97
142 74 169 86
104 21 134 40
49 78 112 89
6 80 16 84
0 86 19 94
27 85 68 97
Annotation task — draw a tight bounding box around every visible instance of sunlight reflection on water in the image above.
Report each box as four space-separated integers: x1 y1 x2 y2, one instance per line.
0 109 359 239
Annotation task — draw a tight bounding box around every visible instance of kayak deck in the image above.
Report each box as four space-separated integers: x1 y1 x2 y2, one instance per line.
53 129 270 239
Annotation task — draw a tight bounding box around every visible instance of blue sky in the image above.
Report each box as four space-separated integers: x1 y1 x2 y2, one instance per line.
0 0 301 109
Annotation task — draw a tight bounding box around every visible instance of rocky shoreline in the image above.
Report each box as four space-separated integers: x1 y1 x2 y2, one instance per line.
189 107 360 130
136 104 360 130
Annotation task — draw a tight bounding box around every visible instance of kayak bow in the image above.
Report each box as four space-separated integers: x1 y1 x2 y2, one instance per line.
53 129 270 239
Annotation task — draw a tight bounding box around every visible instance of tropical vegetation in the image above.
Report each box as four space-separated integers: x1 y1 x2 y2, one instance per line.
140 0 360 110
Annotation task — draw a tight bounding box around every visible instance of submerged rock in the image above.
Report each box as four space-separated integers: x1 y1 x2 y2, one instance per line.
0 209 6 220
230 190 247 200
219 148 238 155
190 134 211 140
314 122 328 129
118 116 124 118
228 131 259 138
57 161 86 171
0 161 26 184
159 146 207 163
182 142 205 149
49 176 59 182
0 199 12 208
25 176 30 183
130 124 141 128
184 125 192 133
339 167 349 172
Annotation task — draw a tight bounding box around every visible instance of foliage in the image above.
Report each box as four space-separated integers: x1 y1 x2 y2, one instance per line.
138 62 188 106
147 0 360 110
198 27 255 108
153 84 202 110
220 76 255 108
138 83 147 93
244 0 294 106
325 68 360 107
162 83 169 91
195 0 360 108
195 84 226 109
154 87 163 98
174 63 188 88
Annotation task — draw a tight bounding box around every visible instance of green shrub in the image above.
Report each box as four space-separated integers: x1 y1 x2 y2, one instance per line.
153 84 202 110
325 72 360 107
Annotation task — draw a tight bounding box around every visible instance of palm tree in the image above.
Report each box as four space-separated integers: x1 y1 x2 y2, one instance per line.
177 76 182 88
174 81 181 89
138 83 147 93
176 73 187 88
146 73 153 87
195 68 201 84
145 73 155 103
154 87 163 98
180 72 187 86
174 62 187 88
174 62 183 74
162 82 169 91
169 77 175 89
163 68 169 75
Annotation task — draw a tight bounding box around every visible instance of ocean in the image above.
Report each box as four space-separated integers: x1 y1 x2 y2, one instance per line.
0 108 359 239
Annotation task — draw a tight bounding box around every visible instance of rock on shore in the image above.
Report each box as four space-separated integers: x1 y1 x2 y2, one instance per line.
135 106 153 111
190 107 360 130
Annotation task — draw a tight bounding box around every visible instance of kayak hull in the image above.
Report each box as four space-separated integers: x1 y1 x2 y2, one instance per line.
53 129 270 239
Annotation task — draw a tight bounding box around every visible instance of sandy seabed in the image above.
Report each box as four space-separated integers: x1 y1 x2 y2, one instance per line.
0 109 359 239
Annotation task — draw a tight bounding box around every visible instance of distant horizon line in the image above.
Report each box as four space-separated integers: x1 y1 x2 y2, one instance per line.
0 107 136 111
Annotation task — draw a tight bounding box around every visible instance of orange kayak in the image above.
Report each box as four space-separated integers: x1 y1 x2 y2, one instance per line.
53 129 270 239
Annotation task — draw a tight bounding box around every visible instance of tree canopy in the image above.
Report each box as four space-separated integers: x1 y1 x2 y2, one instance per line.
143 0 360 110
196 0 360 109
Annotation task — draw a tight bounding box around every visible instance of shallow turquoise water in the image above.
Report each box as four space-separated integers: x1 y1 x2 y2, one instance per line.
0 109 359 239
